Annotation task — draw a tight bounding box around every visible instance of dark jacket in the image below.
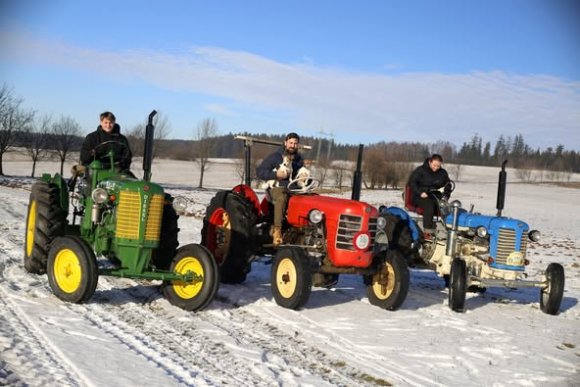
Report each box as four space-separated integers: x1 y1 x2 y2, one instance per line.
80 124 132 171
408 158 452 203
256 147 304 188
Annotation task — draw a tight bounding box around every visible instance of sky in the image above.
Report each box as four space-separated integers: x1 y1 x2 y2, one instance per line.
1 0 580 150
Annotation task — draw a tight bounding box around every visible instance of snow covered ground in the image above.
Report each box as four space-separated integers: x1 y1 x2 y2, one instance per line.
1 157 579 386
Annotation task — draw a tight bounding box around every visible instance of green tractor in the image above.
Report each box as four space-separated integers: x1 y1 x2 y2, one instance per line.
23 111 219 311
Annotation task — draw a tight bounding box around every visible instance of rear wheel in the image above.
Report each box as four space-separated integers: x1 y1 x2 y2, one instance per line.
540 263 565 315
271 248 312 310
449 258 467 312
47 236 98 303
383 214 419 264
151 194 180 270
163 244 219 311
24 181 66 274
202 191 257 284
366 250 409 310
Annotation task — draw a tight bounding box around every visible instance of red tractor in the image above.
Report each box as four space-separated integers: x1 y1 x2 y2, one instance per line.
201 137 409 310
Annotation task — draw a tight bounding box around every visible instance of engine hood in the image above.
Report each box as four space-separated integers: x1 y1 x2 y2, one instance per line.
447 209 530 232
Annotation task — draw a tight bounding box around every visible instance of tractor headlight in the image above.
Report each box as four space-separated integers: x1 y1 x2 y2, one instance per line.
450 200 462 208
528 229 541 242
91 188 108 204
354 232 370 250
308 209 324 224
172 196 188 213
475 226 488 238
376 216 387 230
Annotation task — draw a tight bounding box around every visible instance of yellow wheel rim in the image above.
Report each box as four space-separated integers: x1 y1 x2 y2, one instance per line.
173 257 204 299
371 261 396 300
53 248 82 294
26 200 37 257
276 258 297 298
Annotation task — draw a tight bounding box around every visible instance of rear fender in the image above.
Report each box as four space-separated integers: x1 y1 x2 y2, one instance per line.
381 206 421 243
232 184 261 216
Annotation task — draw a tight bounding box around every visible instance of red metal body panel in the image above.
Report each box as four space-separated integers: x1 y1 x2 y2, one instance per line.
286 194 378 268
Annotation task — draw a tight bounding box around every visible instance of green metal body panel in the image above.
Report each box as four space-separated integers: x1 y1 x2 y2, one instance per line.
45 150 175 280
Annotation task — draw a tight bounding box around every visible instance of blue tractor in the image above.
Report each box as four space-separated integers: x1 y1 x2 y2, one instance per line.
378 161 565 314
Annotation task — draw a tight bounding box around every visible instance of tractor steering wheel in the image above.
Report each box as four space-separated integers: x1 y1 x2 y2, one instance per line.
92 140 127 165
287 176 319 194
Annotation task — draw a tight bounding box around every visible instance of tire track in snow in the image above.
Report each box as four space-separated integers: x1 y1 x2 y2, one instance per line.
88 279 380 386
79 279 282 386
199 300 394 386
0 286 88 386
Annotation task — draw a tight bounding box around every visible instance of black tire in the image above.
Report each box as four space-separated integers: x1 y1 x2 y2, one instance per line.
366 249 410 310
201 191 257 284
540 263 565 315
24 181 67 274
47 236 98 303
150 194 180 270
162 244 220 311
383 214 418 263
449 258 467 312
271 247 312 310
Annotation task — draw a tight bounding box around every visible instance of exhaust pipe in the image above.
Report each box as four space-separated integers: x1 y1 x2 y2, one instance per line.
496 160 508 216
351 144 364 201
142 110 157 181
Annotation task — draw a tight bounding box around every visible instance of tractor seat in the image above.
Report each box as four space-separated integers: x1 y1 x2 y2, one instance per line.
403 184 424 215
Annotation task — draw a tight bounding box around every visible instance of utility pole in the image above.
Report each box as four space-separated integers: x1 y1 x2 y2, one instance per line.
315 129 336 164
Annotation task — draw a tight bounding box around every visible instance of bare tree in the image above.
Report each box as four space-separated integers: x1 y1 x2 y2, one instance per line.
193 118 218 188
331 160 351 191
0 84 35 175
126 112 170 158
448 163 463 182
23 115 52 177
362 149 388 189
313 157 331 188
52 115 81 176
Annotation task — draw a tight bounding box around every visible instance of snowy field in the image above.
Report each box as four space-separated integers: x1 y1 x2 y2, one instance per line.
1 157 579 386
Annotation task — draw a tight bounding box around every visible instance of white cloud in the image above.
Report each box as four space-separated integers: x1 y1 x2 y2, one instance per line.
2 31 580 149
203 103 235 116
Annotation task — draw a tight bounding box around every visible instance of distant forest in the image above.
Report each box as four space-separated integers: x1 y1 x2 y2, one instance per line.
153 131 580 174
4 129 580 174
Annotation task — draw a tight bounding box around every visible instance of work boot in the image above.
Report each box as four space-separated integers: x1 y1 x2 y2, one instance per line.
272 226 283 246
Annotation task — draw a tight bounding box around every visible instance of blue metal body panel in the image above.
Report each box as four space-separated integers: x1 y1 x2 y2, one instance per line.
446 210 529 270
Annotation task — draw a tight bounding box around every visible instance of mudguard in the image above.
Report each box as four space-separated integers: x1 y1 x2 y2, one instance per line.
381 206 421 242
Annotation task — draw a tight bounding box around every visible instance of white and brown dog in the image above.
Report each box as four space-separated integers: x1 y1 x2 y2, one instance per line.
262 155 310 189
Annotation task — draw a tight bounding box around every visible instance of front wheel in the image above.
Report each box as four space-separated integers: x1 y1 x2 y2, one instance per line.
163 244 219 312
47 236 98 304
366 250 409 310
449 258 467 312
271 248 312 310
540 263 565 315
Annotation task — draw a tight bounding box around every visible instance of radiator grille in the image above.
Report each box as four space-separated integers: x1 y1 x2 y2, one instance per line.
145 194 164 241
117 191 141 239
335 214 377 251
520 233 528 256
496 228 518 265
